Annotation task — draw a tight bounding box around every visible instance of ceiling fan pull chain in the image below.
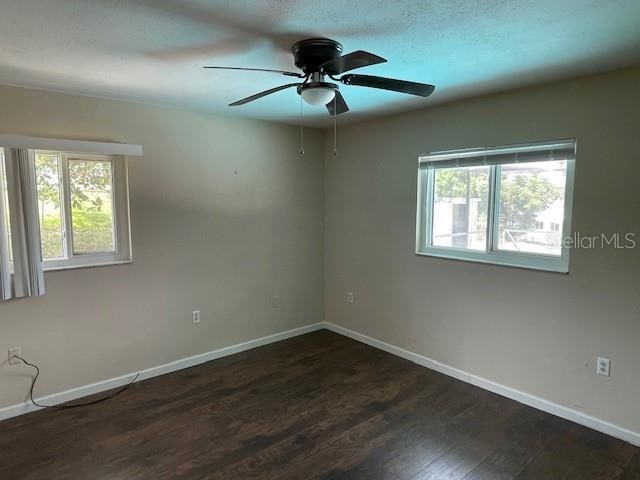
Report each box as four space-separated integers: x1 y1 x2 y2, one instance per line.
299 93 305 155
333 95 338 156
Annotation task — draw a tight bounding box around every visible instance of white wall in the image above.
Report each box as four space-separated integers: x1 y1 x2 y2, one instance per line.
324 67 640 433
0 85 324 409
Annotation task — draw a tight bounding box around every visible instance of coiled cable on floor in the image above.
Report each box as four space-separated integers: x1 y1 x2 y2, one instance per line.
14 355 140 409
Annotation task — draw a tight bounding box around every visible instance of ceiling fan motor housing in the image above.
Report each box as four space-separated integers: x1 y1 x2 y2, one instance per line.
292 38 343 73
297 82 338 94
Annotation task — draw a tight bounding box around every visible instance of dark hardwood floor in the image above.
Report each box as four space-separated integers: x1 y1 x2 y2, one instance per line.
1 330 638 479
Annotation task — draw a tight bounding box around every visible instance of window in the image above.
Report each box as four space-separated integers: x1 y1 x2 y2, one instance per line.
1 136 139 299
33 150 131 270
0 150 11 264
432 165 490 251
416 140 575 272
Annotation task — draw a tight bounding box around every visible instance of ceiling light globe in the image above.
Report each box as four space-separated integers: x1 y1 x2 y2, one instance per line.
301 86 336 106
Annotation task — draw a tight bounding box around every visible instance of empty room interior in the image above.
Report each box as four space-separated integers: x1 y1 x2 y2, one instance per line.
1 1 639 478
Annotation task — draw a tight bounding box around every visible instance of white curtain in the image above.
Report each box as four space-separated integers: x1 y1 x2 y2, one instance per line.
0 148 45 300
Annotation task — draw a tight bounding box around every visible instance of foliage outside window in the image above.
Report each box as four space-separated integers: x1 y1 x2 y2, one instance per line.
34 150 131 270
416 140 575 272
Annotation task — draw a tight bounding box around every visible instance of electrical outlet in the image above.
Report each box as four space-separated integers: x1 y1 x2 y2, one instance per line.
8 347 22 365
192 310 201 324
271 296 279 309
596 356 611 376
346 291 354 304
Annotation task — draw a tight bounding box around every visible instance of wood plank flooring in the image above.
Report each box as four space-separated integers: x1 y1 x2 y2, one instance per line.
1 330 638 479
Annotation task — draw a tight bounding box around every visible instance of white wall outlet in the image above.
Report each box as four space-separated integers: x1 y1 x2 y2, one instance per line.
346 291 354 304
192 310 201 324
596 356 611 376
8 347 22 365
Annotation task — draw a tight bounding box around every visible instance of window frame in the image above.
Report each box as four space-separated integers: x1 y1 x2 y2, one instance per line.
36 151 132 271
416 141 576 273
0 151 11 280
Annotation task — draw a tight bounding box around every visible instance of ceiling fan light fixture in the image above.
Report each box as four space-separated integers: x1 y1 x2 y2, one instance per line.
301 86 336 105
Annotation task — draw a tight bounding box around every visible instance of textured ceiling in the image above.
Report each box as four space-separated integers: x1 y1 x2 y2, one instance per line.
0 0 639 126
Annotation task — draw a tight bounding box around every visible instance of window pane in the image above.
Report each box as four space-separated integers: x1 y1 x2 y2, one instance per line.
69 159 115 254
35 153 65 260
1 149 12 262
432 166 490 250
496 160 567 256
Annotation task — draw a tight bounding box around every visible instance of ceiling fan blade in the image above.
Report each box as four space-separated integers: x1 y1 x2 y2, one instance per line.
326 90 349 116
229 83 301 106
320 50 386 75
341 74 435 97
204 66 304 78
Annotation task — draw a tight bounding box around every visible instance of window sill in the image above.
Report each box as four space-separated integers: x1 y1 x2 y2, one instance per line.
415 248 569 274
43 259 133 272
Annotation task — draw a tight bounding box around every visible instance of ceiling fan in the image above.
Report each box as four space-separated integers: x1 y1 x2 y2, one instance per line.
203 38 435 115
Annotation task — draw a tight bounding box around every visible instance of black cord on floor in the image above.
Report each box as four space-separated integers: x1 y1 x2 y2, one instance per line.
14 355 140 409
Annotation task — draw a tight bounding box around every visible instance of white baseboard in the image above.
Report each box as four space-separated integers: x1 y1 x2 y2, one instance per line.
0 322 324 422
3 320 639 448
324 322 640 448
